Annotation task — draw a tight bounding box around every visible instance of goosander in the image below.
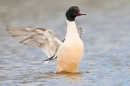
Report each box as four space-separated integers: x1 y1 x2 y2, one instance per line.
6 6 86 73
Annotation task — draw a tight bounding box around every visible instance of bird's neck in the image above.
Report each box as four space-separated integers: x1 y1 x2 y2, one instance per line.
66 20 76 28
65 20 79 39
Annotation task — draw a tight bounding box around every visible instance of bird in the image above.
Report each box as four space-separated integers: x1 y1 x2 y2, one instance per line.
6 6 86 73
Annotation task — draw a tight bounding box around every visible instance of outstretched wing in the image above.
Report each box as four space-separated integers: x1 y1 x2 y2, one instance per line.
6 27 62 63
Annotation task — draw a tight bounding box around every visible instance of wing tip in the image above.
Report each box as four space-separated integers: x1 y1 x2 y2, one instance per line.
44 61 50 64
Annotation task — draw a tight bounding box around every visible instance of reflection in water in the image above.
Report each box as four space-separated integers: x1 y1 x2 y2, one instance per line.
0 0 130 86
57 72 83 78
13 71 83 85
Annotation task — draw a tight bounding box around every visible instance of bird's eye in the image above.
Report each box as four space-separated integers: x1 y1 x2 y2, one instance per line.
73 11 76 13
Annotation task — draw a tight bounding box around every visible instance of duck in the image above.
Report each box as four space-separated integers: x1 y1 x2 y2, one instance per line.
6 6 86 73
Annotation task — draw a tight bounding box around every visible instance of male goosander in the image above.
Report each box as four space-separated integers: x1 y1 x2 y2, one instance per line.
6 6 86 73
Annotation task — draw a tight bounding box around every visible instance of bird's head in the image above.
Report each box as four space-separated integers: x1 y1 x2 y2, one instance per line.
66 6 86 21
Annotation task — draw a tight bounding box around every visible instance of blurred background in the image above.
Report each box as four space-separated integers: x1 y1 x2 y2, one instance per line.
0 0 130 86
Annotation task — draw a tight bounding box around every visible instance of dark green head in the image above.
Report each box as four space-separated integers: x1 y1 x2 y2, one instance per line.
66 6 86 21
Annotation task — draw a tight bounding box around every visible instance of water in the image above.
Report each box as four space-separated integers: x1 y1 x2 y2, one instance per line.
0 0 130 86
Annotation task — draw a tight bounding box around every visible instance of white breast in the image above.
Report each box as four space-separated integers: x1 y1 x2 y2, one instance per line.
57 20 84 73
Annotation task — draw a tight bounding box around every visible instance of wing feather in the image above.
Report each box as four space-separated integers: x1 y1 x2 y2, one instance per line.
6 27 62 62
77 27 82 38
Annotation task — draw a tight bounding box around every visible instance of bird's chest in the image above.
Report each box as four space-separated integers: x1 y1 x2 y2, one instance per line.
67 38 83 54
58 37 84 61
